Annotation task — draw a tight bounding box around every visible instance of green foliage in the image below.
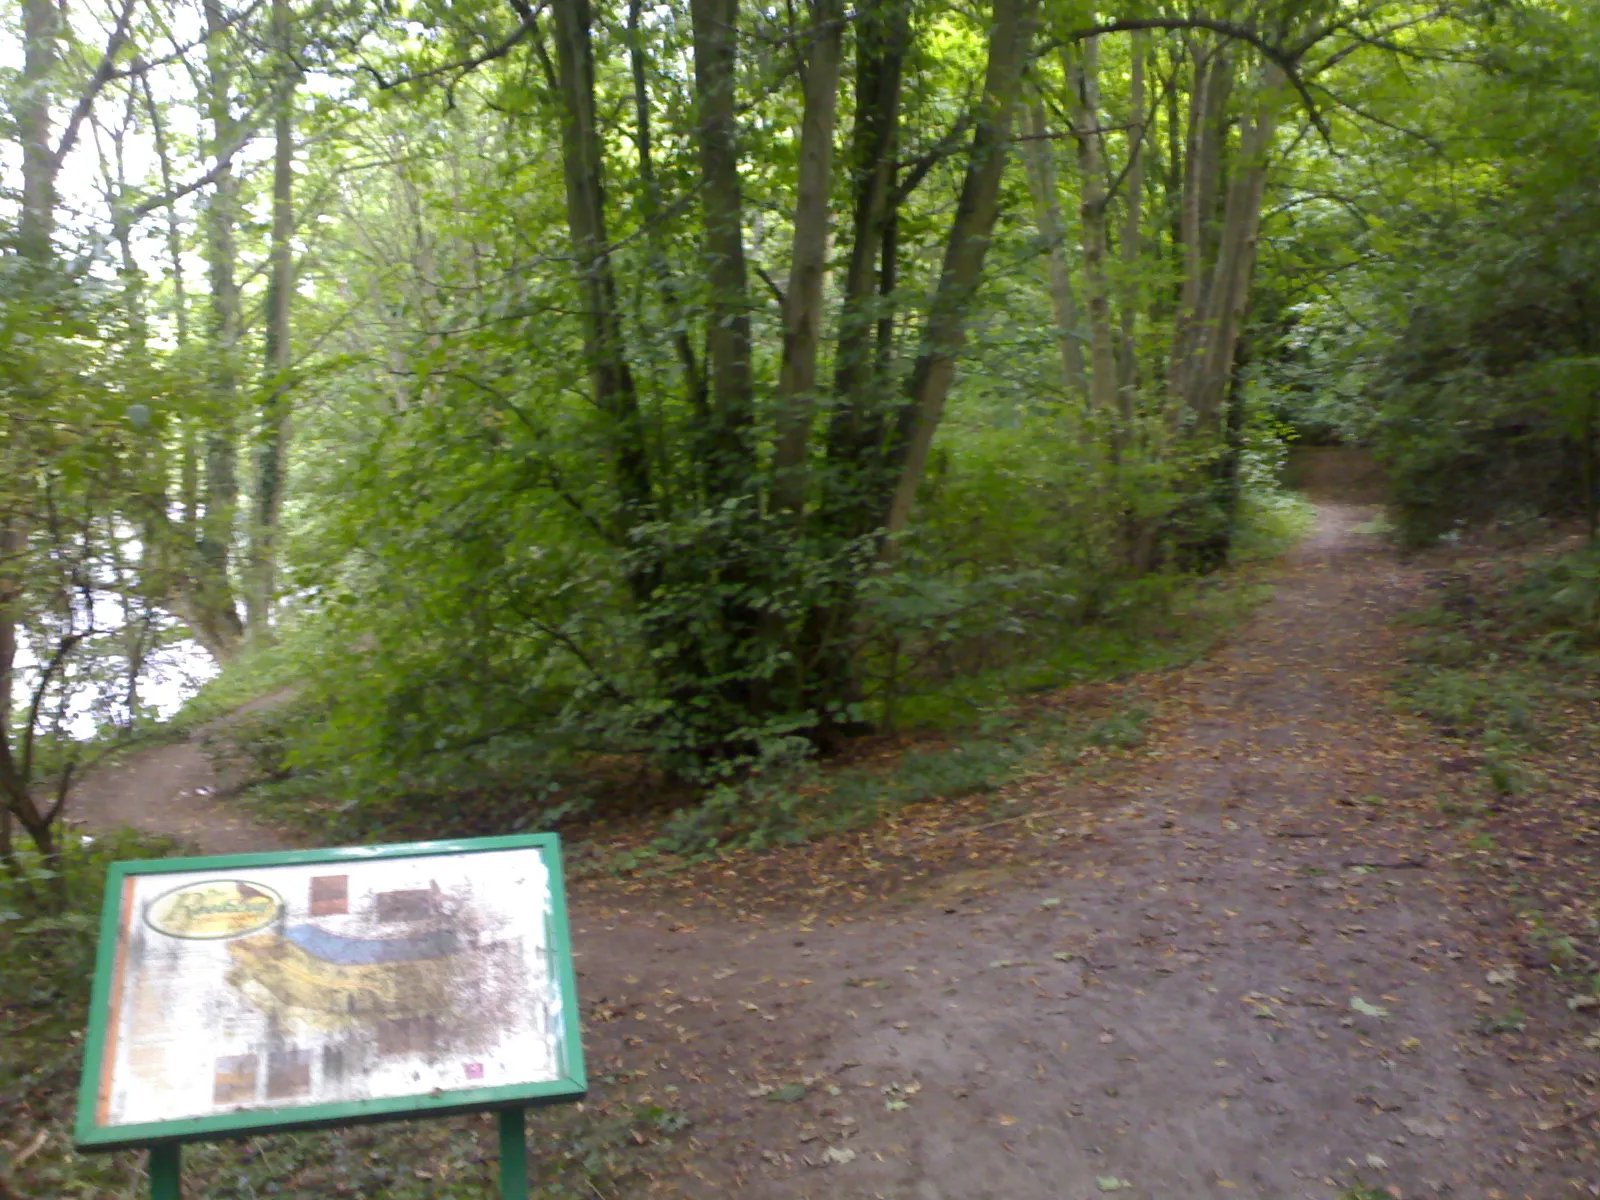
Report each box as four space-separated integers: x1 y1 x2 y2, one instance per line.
1251 3 1600 545
1395 550 1600 812
656 705 1151 855
2 829 178 1196
1512 548 1600 644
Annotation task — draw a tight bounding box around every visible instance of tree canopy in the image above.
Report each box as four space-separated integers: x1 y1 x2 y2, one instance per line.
4 0 1596 858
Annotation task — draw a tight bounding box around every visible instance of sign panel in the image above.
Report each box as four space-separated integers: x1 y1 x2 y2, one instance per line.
75 835 585 1150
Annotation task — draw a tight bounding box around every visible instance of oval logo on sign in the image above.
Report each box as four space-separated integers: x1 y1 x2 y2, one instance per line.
145 880 284 940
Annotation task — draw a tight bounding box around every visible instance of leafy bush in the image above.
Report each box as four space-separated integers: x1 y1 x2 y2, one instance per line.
2 829 180 1198
656 706 1150 854
1513 548 1600 644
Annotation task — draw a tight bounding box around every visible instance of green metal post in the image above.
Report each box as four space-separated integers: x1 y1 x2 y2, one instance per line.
498 1108 529 1200
149 1144 181 1200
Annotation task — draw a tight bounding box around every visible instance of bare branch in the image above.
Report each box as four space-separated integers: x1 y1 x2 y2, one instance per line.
49 0 142 176
20 632 87 794
106 0 269 81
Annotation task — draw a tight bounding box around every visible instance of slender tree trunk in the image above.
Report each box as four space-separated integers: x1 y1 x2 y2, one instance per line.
1116 31 1145 415
550 0 654 545
1186 64 1285 429
0 521 20 789
146 82 200 524
18 0 57 264
248 0 297 642
626 0 702 416
690 0 756 500
6 0 56 860
196 0 245 662
881 0 1039 542
823 0 910 510
1168 45 1234 414
770 0 845 515
789 0 911 737
1021 99 1087 399
142 80 190 349
1068 40 1119 423
875 200 898 373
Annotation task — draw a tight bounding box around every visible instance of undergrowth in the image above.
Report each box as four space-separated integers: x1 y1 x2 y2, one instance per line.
1394 545 1600 767
198 482 1306 857
235 561 1269 857
652 705 1151 859
1392 539 1600 975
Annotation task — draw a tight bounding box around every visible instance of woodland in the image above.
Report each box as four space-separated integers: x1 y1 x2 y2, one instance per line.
10 1 1600 1196
3 0 1599 866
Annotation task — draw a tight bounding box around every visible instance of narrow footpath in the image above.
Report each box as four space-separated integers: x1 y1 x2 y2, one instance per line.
70 496 1598 1198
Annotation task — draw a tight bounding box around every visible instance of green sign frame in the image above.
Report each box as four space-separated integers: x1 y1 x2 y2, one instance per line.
74 833 586 1196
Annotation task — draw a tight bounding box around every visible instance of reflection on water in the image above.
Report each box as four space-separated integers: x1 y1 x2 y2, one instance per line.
10 597 218 739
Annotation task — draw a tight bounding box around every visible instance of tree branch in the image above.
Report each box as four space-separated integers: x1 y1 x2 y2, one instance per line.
106 0 268 81
49 0 142 177
362 1 548 91
20 632 87 796
1048 18 1329 146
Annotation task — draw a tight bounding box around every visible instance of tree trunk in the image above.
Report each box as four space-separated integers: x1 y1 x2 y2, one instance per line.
6 0 55 862
1116 31 1145 415
823 0 910 518
248 0 297 642
770 0 845 515
1021 99 1086 399
1185 64 1285 429
1169 45 1236 416
627 0 703 417
18 0 58 264
196 0 245 662
0 520 21 794
881 0 1039 543
1068 39 1119 423
690 0 756 500
550 0 654 543
142 79 190 349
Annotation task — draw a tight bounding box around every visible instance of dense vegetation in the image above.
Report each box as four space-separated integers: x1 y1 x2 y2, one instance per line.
4 0 1598 869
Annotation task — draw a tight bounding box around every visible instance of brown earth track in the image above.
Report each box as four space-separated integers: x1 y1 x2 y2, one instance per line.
566 503 1599 1199
70 496 1600 1198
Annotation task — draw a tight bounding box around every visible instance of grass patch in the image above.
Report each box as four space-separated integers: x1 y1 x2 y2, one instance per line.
1390 540 1600 978
887 569 1275 734
654 704 1152 857
1232 488 1318 564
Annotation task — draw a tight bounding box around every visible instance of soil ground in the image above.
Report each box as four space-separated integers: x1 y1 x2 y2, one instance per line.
67 469 1600 1199
68 693 300 854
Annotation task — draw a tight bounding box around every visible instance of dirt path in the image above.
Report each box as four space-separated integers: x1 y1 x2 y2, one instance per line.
68 497 1597 1197
572 502 1596 1199
69 697 298 854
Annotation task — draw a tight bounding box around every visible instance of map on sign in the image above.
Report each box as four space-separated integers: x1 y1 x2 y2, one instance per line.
79 839 580 1142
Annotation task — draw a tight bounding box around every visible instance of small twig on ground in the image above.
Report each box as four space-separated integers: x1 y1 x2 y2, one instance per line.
1536 1102 1600 1133
1342 857 1428 869
901 810 1050 848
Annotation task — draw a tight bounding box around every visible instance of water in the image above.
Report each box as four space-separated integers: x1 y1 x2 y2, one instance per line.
9 601 218 740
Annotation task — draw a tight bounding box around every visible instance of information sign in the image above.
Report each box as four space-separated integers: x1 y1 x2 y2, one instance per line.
74 834 585 1197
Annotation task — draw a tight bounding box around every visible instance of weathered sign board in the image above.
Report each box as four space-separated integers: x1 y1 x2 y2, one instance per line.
74 833 585 1198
